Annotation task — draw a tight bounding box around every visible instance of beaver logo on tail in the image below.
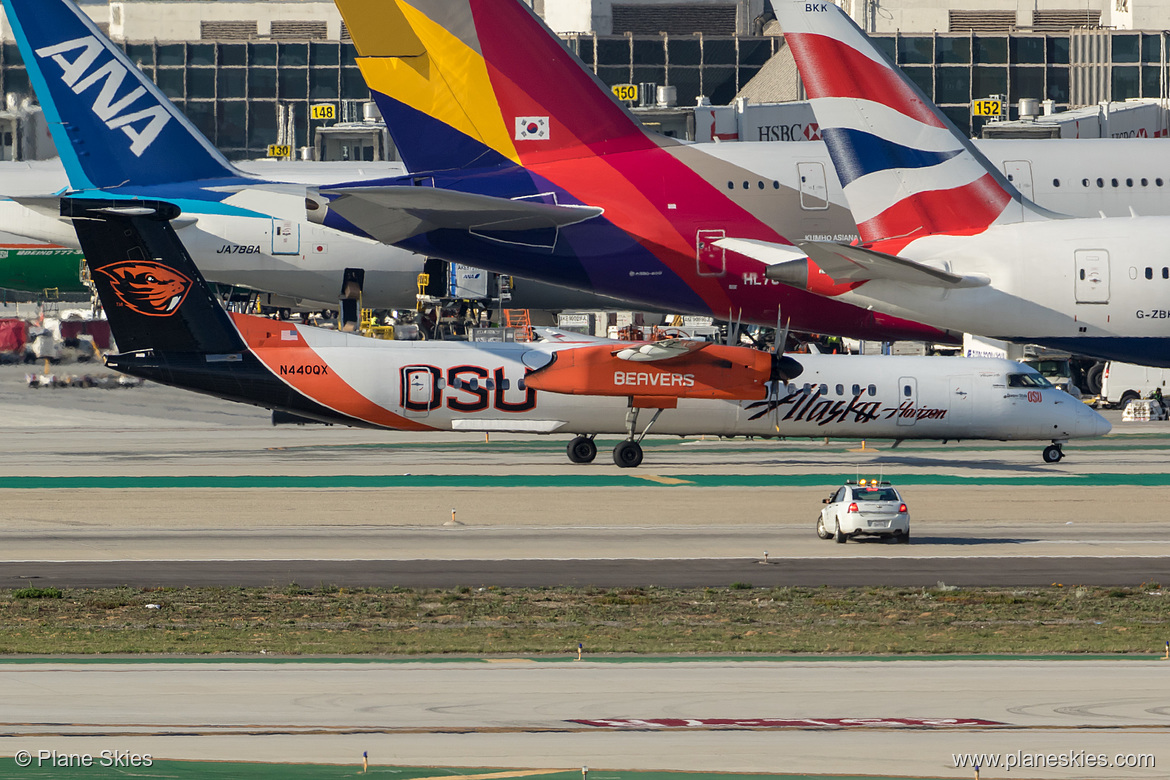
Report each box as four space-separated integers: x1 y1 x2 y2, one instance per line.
96 261 192 317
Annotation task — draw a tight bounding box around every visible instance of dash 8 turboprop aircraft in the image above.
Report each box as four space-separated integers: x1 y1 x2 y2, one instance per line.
752 0 1170 367
69 198 1108 465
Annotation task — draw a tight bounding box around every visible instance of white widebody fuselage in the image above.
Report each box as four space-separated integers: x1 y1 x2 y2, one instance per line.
4 137 1170 310
825 215 1170 365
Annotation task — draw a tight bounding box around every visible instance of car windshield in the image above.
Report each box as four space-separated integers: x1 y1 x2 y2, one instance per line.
852 487 899 501
1007 372 1053 388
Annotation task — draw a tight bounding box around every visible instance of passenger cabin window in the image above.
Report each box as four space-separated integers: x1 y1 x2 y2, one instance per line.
867 384 877 396
1081 178 1089 187
852 383 861 396
1159 178 1165 187
1147 267 1154 279
1142 178 1149 186
902 384 912 397
1126 178 1134 187
1053 178 1060 187
835 384 844 395
1164 268 1169 279
1096 178 1104 188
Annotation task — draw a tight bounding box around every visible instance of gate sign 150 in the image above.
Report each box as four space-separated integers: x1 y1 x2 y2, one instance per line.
612 84 638 102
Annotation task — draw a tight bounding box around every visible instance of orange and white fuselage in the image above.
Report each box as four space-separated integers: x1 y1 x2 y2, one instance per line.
218 314 1108 443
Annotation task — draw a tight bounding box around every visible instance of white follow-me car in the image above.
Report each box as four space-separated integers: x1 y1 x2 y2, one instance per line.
817 480 910 544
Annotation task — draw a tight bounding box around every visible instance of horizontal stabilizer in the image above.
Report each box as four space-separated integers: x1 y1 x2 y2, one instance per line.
793 240 989 288
730 236 990 289
613 339 710 362
310 186 603 245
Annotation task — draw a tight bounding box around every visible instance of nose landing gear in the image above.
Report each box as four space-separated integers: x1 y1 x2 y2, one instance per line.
1042 442 1064 463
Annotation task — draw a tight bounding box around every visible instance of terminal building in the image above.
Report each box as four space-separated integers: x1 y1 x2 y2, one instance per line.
0 0 1168 160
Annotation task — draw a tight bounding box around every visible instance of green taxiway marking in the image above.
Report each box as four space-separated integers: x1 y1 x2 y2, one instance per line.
6 473 1170 489
0 763 958 780
0 653 1160 665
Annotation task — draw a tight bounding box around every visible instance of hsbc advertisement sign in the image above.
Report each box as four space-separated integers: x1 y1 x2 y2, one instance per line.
694 101 820 143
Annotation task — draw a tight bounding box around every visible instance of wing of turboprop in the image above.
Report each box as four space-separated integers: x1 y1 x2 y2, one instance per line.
613 339 711 362
308 186 604 245
715 237 989 289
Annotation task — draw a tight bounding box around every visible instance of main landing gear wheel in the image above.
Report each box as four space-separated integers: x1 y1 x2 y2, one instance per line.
566 435 597 464
816 516 832 540
613 440 644 468
1042 444 1064 463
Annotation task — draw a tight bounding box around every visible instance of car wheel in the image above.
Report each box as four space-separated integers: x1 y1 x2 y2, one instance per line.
898 531 911 544
834 521 847 544
816 516 831 539
1120 390 1140 408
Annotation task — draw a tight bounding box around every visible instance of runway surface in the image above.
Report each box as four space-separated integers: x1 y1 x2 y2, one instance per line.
2 659 1165 778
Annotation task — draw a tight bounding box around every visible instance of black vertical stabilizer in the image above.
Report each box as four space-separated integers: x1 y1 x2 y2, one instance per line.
64 198 245 355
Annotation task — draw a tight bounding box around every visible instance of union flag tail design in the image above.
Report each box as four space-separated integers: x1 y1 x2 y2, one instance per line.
334 0 659 173
776 1 1038 244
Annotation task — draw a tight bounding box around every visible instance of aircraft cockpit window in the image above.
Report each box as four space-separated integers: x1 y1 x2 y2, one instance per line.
1007 372 1053 388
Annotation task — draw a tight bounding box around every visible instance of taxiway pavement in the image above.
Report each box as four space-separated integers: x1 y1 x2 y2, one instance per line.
2 659 1165 778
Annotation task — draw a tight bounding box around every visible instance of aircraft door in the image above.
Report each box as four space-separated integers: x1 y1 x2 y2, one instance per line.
948 375 972 426
401 365 440 418
897 376 917 426
272 220 300 255
696 228 726 276
1003 160 1034 202
1075 250 1110 303
796 162 829 210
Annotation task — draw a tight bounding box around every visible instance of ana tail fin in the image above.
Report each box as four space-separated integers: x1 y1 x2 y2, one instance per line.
2 0 241 190
335 0 658 173
64 198 245 355
775 0 1041 243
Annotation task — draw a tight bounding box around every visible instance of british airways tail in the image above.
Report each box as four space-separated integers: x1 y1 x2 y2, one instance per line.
2 0 241 190
334 0 659 173
775 0 1047 244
